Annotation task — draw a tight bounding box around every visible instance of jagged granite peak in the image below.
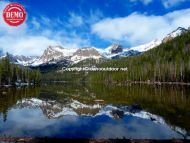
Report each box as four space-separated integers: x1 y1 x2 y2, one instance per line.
71 47 102 63
31 45 77 66
106 44 123 54
39 46 64 63
73 47 100 57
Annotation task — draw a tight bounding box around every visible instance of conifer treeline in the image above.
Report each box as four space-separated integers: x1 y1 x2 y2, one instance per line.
0 56 41 85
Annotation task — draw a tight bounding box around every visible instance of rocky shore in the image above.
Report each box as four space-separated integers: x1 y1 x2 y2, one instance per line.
0 137 189 143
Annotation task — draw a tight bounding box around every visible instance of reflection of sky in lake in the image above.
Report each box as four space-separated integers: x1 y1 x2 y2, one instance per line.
0 108 182 139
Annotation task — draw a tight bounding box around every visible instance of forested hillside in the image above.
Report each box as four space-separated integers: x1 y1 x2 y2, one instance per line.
0 55 41 86
42 31 190 83
89 31 190 83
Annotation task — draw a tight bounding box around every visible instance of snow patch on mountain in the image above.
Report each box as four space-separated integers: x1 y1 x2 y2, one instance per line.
130 39 162 52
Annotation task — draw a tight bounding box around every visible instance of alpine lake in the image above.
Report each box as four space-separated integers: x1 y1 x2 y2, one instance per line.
0 83 190 139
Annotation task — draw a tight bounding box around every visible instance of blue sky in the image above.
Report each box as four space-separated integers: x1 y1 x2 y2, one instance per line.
1 0 190 56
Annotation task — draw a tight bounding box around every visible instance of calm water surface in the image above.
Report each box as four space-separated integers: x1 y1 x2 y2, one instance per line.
0 83 190 139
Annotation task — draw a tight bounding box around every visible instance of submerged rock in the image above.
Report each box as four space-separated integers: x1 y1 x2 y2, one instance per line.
111 109 124 119
150 117 156 121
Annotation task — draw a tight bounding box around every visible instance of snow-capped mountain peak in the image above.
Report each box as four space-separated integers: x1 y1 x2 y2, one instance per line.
129 27 188 52
163 27 188 43
105 44 123 54
31 46 78 66
40 46 64 62
169 27 187 38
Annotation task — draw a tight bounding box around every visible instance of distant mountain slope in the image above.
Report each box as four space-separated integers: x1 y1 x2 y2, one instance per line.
31 26 189 66
0 27 188 68
89 30 190 83
0 54 39 65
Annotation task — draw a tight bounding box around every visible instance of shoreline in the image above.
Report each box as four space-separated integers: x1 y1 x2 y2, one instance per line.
0 137 189 143
1 81 190 87
123 81 190 86
42 80 190 86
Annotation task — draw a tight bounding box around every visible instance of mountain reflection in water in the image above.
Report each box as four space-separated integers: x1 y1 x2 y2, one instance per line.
0 83 190 139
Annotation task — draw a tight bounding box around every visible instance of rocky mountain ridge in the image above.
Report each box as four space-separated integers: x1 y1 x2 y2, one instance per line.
1 27 189 67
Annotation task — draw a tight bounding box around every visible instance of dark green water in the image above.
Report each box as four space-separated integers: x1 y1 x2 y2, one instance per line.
0 83 189 139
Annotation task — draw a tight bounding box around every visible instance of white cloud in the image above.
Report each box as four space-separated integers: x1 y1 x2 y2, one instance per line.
161 0 186 8
0 30 89 56
91 8 190 46
0 36 60 56
0 1 90 56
